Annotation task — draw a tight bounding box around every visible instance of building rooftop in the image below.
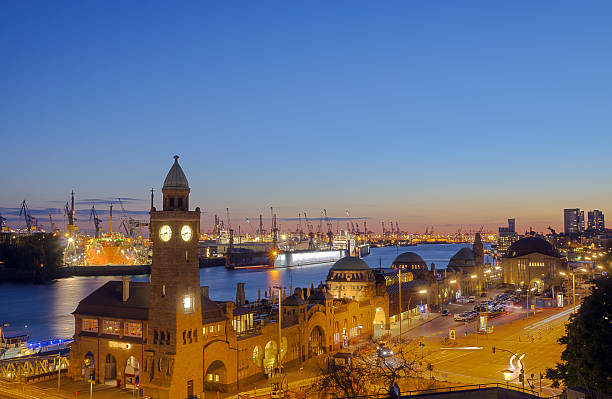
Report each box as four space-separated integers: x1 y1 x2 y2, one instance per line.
73 281 150 320
330 256 370 271
505 236 562 259
392 252 426 265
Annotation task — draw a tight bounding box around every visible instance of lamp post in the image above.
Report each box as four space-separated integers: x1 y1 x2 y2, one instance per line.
398 268 402 340
273 285 284 374
56 354 62 392
419 290 428 319
559 272 575 313
493 347 526 392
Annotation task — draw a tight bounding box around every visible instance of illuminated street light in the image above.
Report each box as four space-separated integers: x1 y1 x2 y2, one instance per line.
470 274 477 279
419 290 427 294
449 280 457 284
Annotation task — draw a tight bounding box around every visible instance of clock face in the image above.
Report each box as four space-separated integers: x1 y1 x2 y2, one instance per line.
159 225 172 242
181 225 192 242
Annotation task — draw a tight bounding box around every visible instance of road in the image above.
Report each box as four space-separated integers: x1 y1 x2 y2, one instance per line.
402 305 577 397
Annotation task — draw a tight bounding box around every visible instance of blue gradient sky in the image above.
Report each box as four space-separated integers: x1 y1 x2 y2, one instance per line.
1 1 611 234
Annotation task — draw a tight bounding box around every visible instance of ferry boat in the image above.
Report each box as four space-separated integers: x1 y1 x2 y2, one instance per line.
0 325 73 360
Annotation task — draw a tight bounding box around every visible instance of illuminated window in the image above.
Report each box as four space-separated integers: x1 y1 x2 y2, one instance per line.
209 325 214 334
183 294 194 314
82 318 98 333
124 322 142 337
102 320 120 335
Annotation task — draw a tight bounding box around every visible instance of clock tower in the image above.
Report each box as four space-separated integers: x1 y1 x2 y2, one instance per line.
144 155 203 399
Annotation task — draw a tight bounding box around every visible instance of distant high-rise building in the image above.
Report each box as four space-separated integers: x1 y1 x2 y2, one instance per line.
498 218 517 255
587 210 605 231
564 208 583 235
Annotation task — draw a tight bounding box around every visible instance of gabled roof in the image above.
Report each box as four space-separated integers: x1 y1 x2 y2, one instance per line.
451 247 476 261
163 155 189 189
73 281 150 320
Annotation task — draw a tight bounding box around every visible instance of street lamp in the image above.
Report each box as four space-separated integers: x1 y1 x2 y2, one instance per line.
419 290 428 319
559 272 576 313
502 369 513 389
493 347 526 391
273 285 285 375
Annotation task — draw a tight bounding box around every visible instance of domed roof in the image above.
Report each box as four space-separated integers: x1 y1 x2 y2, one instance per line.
393 252 426 265
506 236 561 259
330 256 370 271
450 247 476 261
163 155 189 189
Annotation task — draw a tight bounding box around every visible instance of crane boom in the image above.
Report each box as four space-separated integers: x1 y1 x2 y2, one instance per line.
19 200 36 231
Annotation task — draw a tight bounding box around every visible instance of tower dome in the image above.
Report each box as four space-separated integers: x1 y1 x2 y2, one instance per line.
163 155 189 189
162 155 190 211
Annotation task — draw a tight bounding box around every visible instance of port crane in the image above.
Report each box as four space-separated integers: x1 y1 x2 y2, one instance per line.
270 207 279 251
117 198 148 238
295 213 303 239
303 212 315 249
48 212 57 233
258 214 265 239
89 205 103 238
323 209 333 246
19 200 37 231
226 208 234 247
316 210 324 240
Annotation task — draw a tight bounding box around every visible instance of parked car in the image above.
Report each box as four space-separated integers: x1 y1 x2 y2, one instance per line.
468 296 476 303
441 309 450 316
454 313 465 321
480 292 487 297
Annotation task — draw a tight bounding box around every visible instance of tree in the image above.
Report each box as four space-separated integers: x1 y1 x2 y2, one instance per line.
310 345 419 398
546 276 612 394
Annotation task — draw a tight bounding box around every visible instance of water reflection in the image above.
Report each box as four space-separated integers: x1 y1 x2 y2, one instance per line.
0 244 476 341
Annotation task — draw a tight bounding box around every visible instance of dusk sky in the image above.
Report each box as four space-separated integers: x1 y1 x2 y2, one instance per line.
1 1 611 234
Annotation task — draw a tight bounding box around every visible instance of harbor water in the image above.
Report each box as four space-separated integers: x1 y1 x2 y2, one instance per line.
0 244 476 341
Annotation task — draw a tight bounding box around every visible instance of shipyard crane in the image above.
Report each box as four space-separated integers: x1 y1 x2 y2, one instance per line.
323 209 333 246
303 212 315 249
117 197 149 238
119 219 130 237
226 207 234 247
64 190 76 232
245 218 256 238
270 207 279 251
381 221 386 238
363 221 368 237
296 213 303 239
547 226 557 237
258 214 265 239
89 205 103 238
395 222 400 236
19 200 36 231
48 212 57 233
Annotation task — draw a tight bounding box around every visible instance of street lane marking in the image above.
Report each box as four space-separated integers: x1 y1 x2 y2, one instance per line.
523 306 580 330
439 346 483 350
